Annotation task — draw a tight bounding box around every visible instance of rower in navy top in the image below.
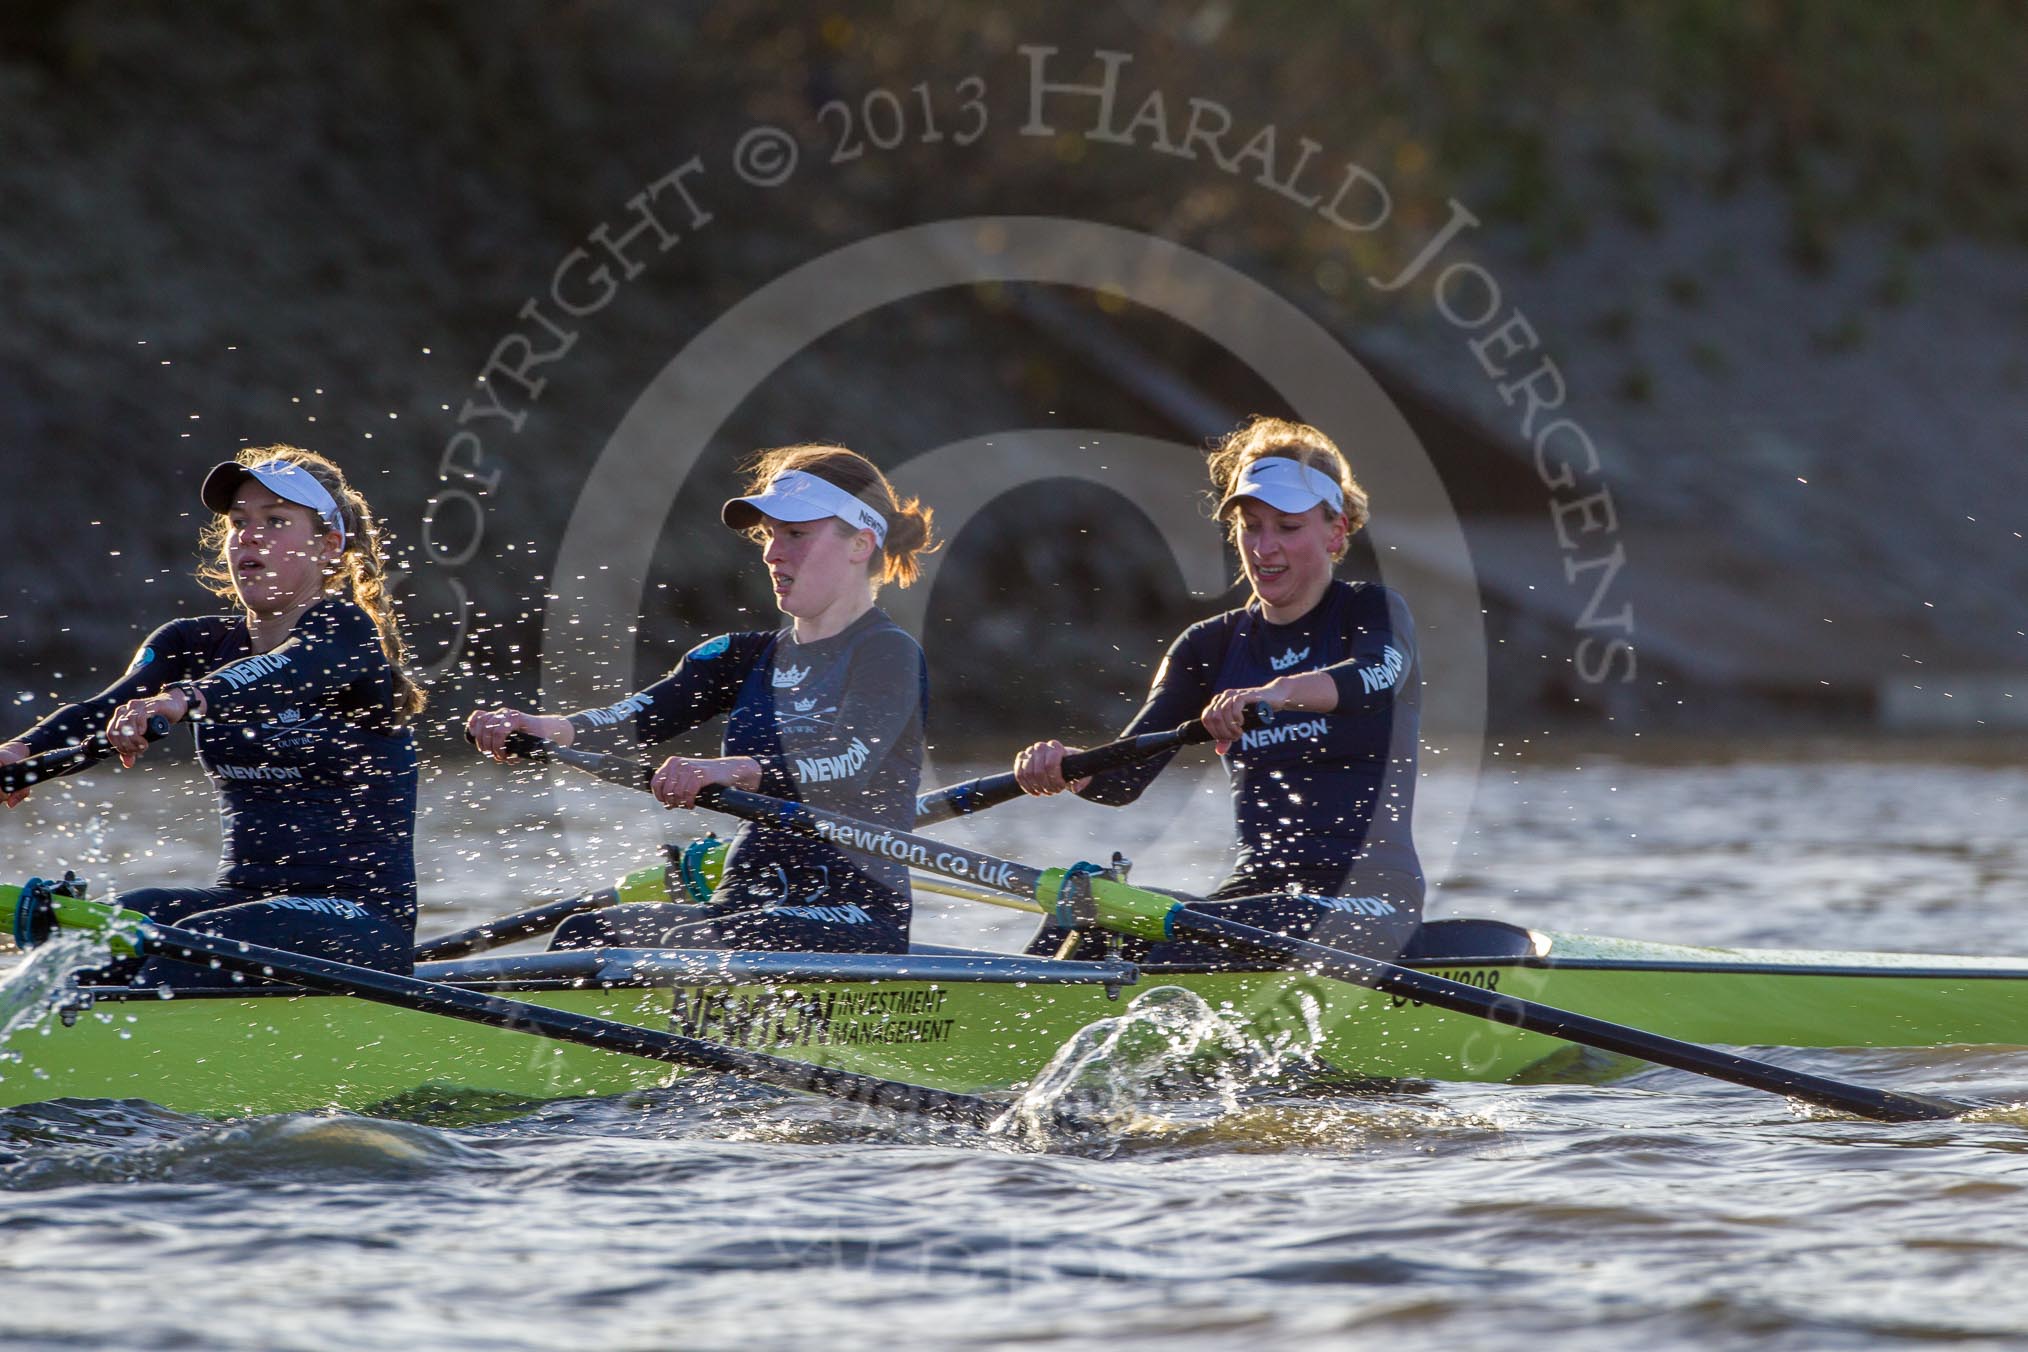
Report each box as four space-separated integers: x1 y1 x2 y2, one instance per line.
468 443 936 954
0 447 425 981
557 609 926 937
1015 416 1424 963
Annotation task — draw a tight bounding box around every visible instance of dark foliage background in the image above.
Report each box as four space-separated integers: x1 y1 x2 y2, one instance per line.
5 1 2025 747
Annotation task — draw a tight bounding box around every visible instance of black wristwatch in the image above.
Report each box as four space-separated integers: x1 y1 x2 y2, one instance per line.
169 681 207 722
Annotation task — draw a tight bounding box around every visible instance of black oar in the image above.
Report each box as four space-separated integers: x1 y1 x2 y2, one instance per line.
414 884 624 962
1159 911 1972 1122
475 701 1268 829
1 715 171 796
671 785 1970 1125
444 701 1265 956
413 840 725 960
914 704 1269 825
470 731 653 792
12 883 1003 1129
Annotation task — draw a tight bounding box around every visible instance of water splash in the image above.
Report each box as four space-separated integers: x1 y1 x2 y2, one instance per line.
993 985 1327 1146
0 929 110 1055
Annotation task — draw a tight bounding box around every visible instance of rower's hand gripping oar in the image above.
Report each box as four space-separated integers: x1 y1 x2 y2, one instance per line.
465 727 653 792
0 715 172 797
474 703 1272 827
681 786 1976 1125
11 883 1008 1129
914 703 1274 826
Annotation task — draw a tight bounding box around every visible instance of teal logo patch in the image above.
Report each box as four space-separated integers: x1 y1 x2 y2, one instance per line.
126 645 156 674
693 634 731 660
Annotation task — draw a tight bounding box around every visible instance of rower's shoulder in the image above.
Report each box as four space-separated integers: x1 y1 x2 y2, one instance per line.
1173 603 1248 654
298 596 380 638
1336 578 1415 622
139 614 240 651
675 630 773 669
842 613 928 681
1185 604 1240 630
854 610 925 655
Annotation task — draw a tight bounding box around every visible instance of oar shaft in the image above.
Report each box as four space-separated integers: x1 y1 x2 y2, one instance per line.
913 704 1269 826
698 786 1047 897
490 732 651 792
1165 910 1966 1124
691 785 1975 1125
413 886 620 962
909 875 1045 914
1 715 171 795
130 919 1002 1128
914 722 1205 825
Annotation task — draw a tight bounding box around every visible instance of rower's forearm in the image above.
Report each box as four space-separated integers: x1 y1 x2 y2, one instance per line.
1269 671 1340 714
530 715 575 746
17 681 154 755
716 756 762 791
189 621 381 723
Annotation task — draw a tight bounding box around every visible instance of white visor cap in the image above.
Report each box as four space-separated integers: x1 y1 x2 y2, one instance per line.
721 469 888 545
1215 456 1345 518
201 458 348 549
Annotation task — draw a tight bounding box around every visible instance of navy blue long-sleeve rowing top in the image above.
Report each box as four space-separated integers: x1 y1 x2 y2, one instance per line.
14 598 419 924
565 608 928 932
1081 579 1422 902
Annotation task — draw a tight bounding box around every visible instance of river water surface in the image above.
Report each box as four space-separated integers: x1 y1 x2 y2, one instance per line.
4 741 2028 1349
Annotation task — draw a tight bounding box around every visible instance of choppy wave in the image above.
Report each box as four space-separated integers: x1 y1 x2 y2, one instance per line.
0 1100 497 1190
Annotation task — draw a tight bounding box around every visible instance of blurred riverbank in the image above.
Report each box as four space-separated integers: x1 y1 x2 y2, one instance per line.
7 4 2028 737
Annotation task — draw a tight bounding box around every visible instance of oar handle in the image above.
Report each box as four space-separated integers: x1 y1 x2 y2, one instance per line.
0 715 172 796
471 728 655 793
914 701 1274 825
474 699 1272 828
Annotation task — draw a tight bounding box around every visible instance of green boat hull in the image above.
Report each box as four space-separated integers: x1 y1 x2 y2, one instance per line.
672 936 2028 1090
6 931 2028 1118
0 986 680 1116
